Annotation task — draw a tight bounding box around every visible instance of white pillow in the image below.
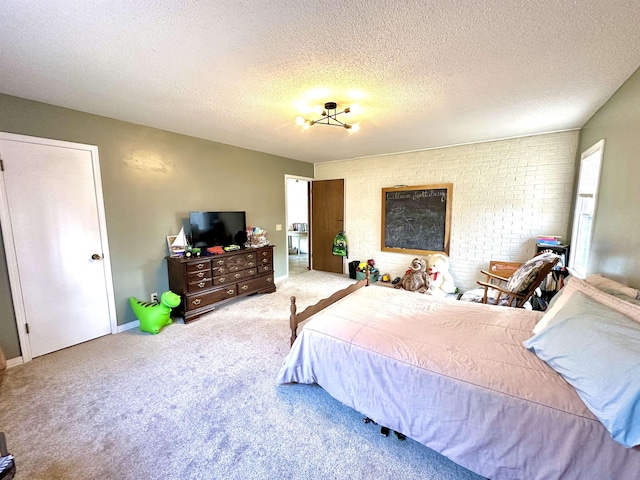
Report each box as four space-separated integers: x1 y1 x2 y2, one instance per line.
585 273 640 299
532 276 640 334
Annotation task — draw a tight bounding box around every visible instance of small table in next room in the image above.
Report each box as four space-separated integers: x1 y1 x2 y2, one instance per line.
287 231 308 255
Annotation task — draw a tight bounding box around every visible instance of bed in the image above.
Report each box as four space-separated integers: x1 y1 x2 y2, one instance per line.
277 275 640 480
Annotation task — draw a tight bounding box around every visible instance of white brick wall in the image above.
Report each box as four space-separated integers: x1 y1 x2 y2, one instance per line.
315 131 578 292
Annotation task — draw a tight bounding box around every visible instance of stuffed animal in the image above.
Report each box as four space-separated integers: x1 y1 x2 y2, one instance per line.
130 290 181 334
395 257 429 293
425 253 457 297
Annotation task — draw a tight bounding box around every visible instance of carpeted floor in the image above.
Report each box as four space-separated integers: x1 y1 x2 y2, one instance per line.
0 270 484 480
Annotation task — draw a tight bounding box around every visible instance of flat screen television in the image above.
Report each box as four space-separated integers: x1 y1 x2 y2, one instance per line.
189 211 247 248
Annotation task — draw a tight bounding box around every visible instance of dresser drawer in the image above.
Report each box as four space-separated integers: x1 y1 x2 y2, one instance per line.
229 270 246 282
188 270 209 282
259 258 272 267
187 278 212 293
242 251 257 267
185 286 237 311
257 249 273 263
212 273 235 287
186 259 211 274
212 257 228 268
212 266 229 276
226 256 247 272
238 273 274 294
257 263 272 274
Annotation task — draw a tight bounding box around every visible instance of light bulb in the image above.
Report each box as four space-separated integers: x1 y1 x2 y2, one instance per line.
295 116 305 126
349 103 360 115
313 105 323 115
351 123 360 133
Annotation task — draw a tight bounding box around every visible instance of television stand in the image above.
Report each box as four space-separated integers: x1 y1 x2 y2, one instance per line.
166 245 275 323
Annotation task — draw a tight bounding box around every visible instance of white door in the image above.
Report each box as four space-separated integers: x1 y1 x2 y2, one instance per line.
0 133 115 360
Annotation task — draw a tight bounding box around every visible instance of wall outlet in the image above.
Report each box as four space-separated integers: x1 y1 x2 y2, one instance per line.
151 292 159 303
276 224 282 231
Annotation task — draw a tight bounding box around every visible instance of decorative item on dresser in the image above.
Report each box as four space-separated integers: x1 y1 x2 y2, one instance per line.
166 245 276 323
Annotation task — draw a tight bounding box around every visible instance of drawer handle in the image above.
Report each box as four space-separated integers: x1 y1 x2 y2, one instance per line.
262 259 268 264
267 277 272 283
241 285 248 291
198 282 205 288
247 254 255 259
219 277 225 282
227 289 235 295
192 299 201 306
197 272 205 278
217 260 224 265
196 263 205 270
261 252 268 256
234 273 241 278
247 262 255 267
249 269 256 275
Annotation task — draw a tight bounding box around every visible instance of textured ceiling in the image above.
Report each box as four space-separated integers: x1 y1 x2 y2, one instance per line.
1 1 639 163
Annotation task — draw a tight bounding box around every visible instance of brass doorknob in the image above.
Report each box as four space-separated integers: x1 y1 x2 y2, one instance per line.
91 254 102 260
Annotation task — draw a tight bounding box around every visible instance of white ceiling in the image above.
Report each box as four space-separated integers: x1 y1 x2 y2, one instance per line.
1 1 639 163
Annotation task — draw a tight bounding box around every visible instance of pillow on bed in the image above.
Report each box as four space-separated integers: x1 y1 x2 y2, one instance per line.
532 276 640 334
607 291 640 306
524 291 640 448
585 273 640 300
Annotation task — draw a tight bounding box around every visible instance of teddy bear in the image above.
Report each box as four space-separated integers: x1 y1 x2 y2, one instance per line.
395 257 429 293
425 253 457 297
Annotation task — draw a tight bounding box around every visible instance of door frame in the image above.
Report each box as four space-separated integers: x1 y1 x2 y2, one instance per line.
284 174 313 277
0 132 117 363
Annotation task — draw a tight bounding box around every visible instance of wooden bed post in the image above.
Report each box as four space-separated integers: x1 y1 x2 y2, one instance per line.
288 275 370 349
290 296 298 346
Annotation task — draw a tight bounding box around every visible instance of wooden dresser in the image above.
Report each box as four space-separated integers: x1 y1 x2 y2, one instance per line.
166 245 275 323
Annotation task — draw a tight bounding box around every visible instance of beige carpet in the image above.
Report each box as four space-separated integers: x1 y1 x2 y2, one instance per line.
0 270 481 480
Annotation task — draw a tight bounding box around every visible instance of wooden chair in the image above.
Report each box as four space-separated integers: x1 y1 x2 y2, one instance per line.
460 253 559 308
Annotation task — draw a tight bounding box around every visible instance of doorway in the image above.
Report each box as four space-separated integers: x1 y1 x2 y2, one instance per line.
0 132 117 362
285 176 311 276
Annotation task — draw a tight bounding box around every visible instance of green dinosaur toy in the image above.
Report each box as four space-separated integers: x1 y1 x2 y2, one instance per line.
129 291 181 334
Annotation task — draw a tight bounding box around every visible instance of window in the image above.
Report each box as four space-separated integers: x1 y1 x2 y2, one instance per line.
568 139 604 278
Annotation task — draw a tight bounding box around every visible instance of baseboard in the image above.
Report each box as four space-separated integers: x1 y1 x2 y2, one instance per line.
7 321 152 366
275 274 288 283
116 320 140 333
6 356 23 368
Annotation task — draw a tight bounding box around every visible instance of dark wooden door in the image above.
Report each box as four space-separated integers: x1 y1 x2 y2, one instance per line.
310 179 345 273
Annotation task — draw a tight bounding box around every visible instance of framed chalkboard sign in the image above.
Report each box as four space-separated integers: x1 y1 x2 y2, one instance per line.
381 183 452 255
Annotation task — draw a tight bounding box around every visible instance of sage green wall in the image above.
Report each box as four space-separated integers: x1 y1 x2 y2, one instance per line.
577 67 640 288
0 227 19 358
0 94 314 359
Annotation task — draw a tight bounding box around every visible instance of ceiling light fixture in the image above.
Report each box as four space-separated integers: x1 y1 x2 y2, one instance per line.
295 102 360 132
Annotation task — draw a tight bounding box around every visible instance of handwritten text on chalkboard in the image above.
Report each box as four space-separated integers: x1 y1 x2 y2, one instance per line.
381 184 452 255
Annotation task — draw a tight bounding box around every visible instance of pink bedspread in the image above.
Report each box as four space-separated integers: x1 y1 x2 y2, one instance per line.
277 286 640 480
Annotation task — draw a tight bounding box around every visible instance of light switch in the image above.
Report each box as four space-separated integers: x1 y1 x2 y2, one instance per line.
275 224 282 231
